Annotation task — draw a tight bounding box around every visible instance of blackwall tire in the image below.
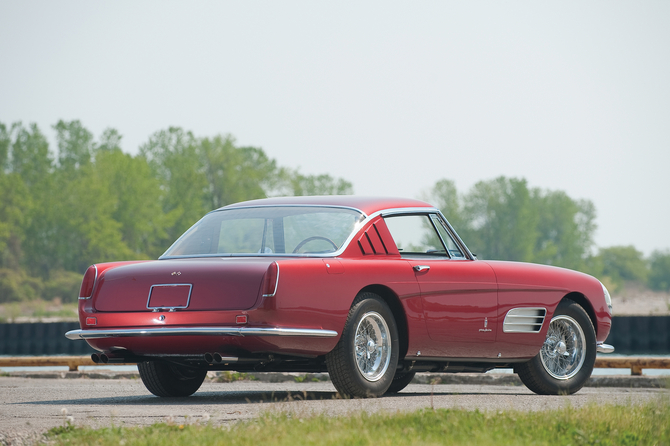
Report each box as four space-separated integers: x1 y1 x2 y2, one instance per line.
385 371 416 394
138 361 207 397
326 292 399 398
516 299 596 395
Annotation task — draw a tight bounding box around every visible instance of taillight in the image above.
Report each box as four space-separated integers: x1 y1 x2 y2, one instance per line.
262 262 279 297
79 265 98 299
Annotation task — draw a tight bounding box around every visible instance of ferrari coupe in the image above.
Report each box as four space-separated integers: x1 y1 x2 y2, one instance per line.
66 196 614 397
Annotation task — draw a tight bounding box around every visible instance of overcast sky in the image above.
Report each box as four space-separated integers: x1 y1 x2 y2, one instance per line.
1 2 669 255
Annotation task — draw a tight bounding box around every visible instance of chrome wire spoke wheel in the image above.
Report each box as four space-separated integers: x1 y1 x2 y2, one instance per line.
540 315 586 380
353 311 391 382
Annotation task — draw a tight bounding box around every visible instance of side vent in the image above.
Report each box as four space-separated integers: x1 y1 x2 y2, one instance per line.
503 307 547 333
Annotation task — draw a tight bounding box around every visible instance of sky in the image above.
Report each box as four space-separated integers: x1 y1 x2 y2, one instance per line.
1 2 669 255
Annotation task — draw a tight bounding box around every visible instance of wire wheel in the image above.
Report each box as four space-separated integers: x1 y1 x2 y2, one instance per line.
540 315 586 380
354 311 391 382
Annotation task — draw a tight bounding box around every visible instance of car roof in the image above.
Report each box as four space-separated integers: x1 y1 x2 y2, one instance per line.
219 196 434 216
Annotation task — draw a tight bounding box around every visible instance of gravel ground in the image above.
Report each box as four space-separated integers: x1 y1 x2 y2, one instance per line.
0 377 668 446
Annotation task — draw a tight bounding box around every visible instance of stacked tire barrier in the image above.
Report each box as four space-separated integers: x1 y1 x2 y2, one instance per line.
0 322 95 356
0 316 668 356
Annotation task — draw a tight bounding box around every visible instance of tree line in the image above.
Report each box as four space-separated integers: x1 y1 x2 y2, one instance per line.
1 120 669 304
0 120 352 302
426 177 670 294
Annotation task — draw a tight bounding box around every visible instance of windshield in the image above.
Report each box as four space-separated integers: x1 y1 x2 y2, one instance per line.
162 206 365 258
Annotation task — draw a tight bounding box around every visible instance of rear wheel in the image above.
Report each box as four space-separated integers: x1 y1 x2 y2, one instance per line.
326 293 399 398
516 299 596 395
138 361 207 397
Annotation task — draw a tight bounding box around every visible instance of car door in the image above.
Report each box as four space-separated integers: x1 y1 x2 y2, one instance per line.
383 213 499 358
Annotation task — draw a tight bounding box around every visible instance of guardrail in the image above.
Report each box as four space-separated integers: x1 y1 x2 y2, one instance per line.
1 356 669 375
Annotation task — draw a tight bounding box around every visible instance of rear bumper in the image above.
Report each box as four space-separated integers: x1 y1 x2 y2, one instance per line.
596 342 615 354
65 326 338 340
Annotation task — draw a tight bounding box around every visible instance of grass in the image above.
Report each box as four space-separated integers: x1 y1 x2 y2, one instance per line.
0 299 78 322
212 371 258 383
46 398 670 446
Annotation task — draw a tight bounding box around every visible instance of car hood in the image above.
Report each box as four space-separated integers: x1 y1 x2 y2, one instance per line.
91 258 276 312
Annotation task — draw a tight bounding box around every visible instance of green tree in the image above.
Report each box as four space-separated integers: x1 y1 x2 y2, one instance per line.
53 120 94 171
199 135 278 208
462 177 538 261
598 245 648 289
531 190 596 270
284 170 354 196
140 127 207 240
648 250 670 292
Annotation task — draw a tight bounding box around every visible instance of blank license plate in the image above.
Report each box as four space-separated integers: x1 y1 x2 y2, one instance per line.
147 284 192 310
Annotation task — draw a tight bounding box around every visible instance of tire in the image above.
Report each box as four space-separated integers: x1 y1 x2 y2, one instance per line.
385 371 416 394
138 361 207 397
516 299 596 395
326 292 399 398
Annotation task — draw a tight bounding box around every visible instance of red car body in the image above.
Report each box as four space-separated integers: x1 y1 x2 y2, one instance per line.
67 196 613 397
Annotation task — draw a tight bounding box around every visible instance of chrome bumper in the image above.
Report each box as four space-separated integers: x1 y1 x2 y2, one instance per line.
596 342 615 354
65 326 338 340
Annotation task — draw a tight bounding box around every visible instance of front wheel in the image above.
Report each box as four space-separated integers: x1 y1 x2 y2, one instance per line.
326 293 399 398
138 361 207 397
516 299 596 395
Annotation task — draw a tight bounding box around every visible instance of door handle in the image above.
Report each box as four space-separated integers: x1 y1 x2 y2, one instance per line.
413 265 430 272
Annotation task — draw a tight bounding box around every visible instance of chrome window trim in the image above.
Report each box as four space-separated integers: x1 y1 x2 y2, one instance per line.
65 326 338 340
158 205 475 261
160 205 368 260
375 208 475 260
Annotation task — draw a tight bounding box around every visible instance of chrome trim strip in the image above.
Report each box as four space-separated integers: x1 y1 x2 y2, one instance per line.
146 283 193 311
65 326 338 340
158 204 476 261
160 205 368 259
262 261 279 297
596 342 615 354
503 307 547 333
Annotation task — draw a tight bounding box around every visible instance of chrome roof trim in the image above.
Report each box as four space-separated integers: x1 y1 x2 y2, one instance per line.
159 204 475 260
65 326 338 340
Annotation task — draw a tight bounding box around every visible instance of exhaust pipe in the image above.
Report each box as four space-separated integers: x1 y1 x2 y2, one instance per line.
213 352 238 363
204 352 214 364
91 353 102 364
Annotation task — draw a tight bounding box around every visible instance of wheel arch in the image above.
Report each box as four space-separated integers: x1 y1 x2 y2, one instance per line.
358 284 409 359
560 292 598 336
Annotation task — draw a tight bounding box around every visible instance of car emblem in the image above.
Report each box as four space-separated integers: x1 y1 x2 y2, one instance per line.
479 317 492 332
171 271 181 276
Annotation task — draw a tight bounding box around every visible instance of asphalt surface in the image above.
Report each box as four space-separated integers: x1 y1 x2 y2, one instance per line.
1 374 668 445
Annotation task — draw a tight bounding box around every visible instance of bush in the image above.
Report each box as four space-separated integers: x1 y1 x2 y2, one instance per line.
649 250 670 292
0 268 42 303
42 270 83 303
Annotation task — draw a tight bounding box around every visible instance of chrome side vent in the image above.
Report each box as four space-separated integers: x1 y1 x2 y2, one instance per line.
503 307 547 333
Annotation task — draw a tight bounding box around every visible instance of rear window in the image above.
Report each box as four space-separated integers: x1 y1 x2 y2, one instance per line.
162 206 364 257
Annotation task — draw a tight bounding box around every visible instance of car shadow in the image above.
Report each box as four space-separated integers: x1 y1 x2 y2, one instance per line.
14 387 534 407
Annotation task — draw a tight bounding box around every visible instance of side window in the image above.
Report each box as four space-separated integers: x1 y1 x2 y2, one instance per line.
429 214 465 258
384 214 448 257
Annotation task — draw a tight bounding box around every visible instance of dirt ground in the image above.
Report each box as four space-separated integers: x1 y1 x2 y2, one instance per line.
610 282 670 316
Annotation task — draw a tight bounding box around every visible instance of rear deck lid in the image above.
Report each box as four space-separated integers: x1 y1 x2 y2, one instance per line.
93 258 274 312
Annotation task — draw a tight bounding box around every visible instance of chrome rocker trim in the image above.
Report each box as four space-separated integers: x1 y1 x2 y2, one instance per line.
596 342 615 354
65 326 338 340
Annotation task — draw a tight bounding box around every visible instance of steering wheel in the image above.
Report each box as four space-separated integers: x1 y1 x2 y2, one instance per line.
292 236 338 253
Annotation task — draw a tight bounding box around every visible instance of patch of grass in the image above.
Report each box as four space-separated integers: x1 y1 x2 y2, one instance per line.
213 371 258 383
47 398 670 446
293 374 324 383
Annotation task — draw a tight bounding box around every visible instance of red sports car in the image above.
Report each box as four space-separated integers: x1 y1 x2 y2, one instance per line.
66 196 614 397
